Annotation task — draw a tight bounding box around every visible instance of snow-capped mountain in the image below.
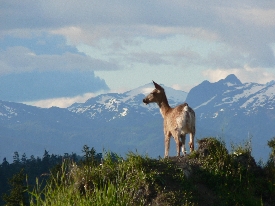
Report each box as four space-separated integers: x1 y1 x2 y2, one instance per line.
186 74 275 160
68 83 188 121
0 83 187 161
187 74 275 116
0 76 274 162
0 100 93 161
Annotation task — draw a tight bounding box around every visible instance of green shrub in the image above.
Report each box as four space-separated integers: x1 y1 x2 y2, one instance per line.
191 137 263 205
25 138 275 206
28 152 195 206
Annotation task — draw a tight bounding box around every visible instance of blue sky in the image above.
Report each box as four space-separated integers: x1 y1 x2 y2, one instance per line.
1 1 275 107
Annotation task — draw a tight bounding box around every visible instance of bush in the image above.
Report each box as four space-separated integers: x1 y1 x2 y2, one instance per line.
23 139 275 205
191 137 263 205
29 152 195 206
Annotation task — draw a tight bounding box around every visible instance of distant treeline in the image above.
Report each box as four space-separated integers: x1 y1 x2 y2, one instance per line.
1 138 275 205
0 145 102 205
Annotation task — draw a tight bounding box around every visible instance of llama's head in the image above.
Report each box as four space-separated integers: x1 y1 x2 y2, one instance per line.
143 81 165 105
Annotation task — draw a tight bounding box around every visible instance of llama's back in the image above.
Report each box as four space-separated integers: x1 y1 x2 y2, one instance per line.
175 103 196 134
187 105 196 135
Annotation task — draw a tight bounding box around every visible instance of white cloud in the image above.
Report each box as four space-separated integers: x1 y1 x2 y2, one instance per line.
202 67 275 84
51 26 96 46
171 84 183 91
2 1 275 69
24 87 132 108
0 46 118 75
51 27 83 43
171 83 194 93
1 0 275 98
216 7 275 27
24 92 98 108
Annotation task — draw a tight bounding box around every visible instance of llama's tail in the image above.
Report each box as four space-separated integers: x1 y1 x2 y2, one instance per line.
183 103 189 112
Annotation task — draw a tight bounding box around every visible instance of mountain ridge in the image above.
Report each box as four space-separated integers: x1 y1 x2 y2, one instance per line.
0 75 274 161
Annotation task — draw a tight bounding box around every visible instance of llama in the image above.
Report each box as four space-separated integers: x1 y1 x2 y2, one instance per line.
143 81 196 157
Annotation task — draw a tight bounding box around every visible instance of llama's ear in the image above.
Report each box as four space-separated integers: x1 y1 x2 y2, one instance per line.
153 81 162 90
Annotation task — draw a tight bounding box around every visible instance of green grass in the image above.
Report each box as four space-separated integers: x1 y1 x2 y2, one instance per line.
28 152 195 206
25 137 275 206
191 137 275 205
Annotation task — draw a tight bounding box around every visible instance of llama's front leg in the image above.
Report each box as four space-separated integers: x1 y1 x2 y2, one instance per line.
172 130 182 157
164 134 170 158
171 130 182 157
189 133 194 152
175 137 181 157
180 134 186 155
172 131 181 157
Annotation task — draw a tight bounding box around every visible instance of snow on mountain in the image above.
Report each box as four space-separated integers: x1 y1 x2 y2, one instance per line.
0 100 42 121
123 83 187 103
186 74 275 160
0 75 274 162
0 103 18 119
240 83 275 110
68 83 188 121
187 74 275 118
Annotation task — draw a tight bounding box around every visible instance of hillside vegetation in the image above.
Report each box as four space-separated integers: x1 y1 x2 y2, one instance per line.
2 137 275 206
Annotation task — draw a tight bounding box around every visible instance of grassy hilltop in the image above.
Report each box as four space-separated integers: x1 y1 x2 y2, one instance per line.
2 137 275 206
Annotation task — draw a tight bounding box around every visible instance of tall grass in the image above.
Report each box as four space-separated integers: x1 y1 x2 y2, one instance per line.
191 137 264 205
28 152 194 206
25 138 275 205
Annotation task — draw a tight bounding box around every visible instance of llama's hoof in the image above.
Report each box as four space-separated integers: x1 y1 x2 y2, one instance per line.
189 142 194 151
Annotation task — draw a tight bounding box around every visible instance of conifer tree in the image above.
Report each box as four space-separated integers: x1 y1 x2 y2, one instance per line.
2 168 29 206
82 145 97 166
13 152 20 165
268 137 275 163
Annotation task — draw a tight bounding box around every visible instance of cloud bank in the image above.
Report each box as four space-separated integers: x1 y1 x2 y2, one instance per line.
0 71 109 102
2 1 275 70
203 67 275 84
1 0 275 103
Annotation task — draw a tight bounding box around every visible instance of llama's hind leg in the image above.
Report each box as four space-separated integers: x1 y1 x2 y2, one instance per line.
189 132 195 152
171 130 181 157
180 134 186 155
164 133 171 158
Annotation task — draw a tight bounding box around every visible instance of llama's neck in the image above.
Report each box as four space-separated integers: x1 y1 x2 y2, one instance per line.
157 94 171 118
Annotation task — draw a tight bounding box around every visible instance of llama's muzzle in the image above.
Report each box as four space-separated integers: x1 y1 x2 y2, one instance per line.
143 98 149 105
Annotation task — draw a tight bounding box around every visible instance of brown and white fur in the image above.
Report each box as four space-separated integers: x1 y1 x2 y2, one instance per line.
143 81 196 157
